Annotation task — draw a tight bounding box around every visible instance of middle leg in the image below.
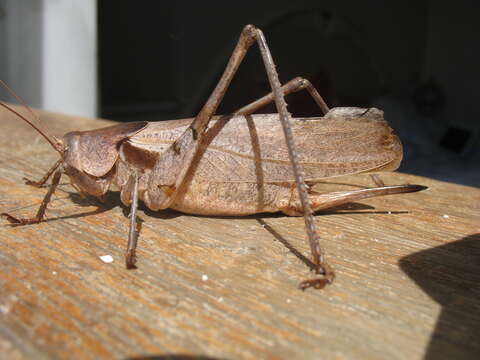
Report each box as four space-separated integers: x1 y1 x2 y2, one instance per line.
125 172 140 269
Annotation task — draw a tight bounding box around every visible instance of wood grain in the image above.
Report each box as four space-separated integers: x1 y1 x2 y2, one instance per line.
0 106 479 360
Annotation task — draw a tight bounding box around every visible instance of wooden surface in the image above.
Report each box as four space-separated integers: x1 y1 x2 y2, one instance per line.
0 106 479 360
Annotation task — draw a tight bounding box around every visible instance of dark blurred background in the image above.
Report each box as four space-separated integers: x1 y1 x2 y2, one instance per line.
1 1 479 186
98 1 480 186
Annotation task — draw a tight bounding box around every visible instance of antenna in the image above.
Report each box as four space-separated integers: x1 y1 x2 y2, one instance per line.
0 80 63 154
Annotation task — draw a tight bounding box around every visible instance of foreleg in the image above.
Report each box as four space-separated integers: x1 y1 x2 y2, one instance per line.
2 169 63 224
23 159 62 188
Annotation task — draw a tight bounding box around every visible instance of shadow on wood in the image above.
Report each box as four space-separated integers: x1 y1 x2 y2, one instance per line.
400 233 480 360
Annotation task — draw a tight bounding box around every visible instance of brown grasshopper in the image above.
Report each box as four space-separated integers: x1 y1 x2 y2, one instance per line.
1 25 425 289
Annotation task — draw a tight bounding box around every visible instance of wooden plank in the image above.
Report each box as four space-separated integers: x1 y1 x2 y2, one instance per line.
0 105 479 360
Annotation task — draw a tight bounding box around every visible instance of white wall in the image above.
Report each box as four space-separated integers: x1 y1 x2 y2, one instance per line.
0 0 97 118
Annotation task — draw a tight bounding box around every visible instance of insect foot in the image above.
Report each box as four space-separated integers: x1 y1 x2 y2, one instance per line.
23 177 47 188
1 213 40 225
125 249 137 269
299 262 336 290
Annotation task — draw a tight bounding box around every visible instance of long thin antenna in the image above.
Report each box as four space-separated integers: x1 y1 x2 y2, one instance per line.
0 79 38 120
0 80 63 154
